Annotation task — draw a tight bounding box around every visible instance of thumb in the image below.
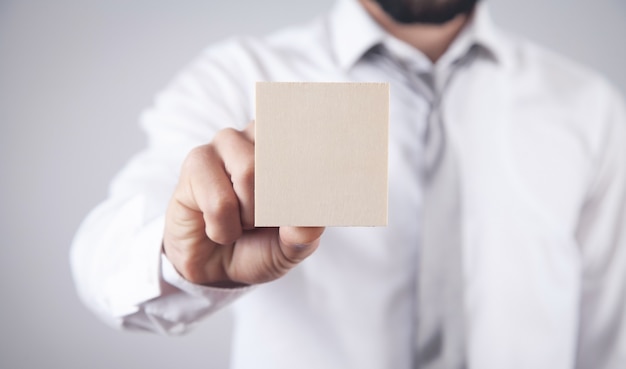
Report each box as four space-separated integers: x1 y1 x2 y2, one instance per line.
277 226 325 263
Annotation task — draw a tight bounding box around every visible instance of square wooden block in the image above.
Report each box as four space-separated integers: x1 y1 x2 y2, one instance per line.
255 82 389 227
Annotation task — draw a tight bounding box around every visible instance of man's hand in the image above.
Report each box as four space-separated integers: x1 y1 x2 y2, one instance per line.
163 121 324 287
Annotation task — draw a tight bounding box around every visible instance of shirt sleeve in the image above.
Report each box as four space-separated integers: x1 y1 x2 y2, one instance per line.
70 39 256 334
575 85 626 368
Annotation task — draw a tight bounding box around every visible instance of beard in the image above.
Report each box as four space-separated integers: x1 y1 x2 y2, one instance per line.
374 0 479 24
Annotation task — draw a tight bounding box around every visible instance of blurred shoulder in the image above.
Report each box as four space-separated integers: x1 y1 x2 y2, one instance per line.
193 16 334 81
504 31 622 109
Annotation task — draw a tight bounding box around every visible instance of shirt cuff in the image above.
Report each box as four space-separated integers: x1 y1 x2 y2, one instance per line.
102 212 166 317
129 254 252 334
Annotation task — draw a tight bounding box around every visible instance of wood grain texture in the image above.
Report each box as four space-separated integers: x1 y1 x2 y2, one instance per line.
255 82 389 226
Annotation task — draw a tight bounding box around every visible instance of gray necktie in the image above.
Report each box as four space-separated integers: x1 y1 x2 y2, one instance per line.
414 70 466 369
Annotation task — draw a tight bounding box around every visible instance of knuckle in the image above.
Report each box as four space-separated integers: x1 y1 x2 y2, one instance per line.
207 194 239 220
183 145 213 172
271 257 292 278
186 145 208 162
213 127 240 146
271 248 299 277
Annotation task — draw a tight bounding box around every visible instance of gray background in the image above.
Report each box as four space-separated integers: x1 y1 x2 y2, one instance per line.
1 0 624 368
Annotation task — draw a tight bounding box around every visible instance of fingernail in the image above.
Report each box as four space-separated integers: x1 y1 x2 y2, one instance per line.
292 243 309 250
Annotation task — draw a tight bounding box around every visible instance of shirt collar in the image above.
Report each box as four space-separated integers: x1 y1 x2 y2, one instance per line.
328 0 512 71
328 0 386 70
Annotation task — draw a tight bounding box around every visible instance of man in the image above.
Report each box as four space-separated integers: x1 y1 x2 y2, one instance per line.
71 0 626 368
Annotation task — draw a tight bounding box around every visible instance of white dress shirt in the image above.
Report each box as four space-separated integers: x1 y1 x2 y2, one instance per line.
70 0 626 368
